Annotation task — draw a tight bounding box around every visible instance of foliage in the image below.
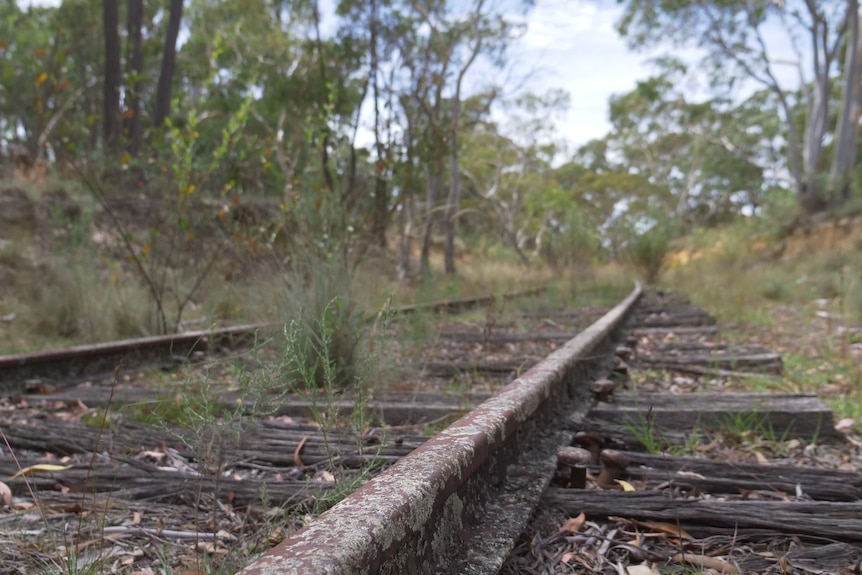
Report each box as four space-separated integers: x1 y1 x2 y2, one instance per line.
624 223 673 284
616 0 862 211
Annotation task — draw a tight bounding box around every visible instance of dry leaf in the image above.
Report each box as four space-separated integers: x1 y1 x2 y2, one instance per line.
835 418 856 433
132 511 142 525
321 470 335 482
560 552 575 565
753 451 770 466
616 479 636 492
639 521 693 540
558 513 586 533
0 481 11 507
673 553 739 574
294 436 308 467
11 463 73 479
627 564 661 575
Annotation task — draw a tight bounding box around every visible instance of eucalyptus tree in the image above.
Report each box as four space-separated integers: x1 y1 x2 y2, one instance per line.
373 0 530 276
459 89 570 267
603 65 774 223
102 0 121 148
153 0 184 129
618 0 862 211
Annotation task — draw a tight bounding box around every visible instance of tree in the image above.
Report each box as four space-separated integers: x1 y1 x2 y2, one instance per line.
602 65 774 223
153 0 183 128
618 0 862 211
393 0 528 275
123 0 144 154
102 0 120 148
460 90 570 267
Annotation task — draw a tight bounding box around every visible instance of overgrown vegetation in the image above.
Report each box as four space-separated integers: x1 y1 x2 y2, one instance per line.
3 0 862 570
665 219 862 420
624 224 673 285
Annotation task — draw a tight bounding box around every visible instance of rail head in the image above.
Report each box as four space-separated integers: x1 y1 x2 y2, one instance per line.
241 284 642 575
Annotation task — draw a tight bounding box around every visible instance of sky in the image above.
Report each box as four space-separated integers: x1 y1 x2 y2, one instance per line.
506 0 657 148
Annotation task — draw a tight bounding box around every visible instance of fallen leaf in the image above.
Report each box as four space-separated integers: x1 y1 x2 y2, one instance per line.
835 418 856 433
317 470 335 483
558 513 586 533
673 553 738 574
560 552 575 565
11 464 73 479
294 436 308 467
676 470 707 479
627 564 661 575
616 479 636 492
0 481 11 507
639 521 693 540
753 451 770 466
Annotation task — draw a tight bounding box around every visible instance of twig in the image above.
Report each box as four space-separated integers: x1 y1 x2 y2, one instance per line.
99 526 229 540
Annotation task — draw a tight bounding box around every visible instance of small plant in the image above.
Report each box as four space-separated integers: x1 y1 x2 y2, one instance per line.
720 410 794 455
624 413 665 455
624 412 703 456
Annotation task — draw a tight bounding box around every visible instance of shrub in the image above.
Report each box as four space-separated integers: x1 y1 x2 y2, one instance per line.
270 255 371 391
625 226 671 285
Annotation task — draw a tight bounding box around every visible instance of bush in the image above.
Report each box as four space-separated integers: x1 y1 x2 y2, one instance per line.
625 226 671 284
271 256 372 391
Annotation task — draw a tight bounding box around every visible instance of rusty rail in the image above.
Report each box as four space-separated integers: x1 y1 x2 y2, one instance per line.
388 286 546 315
0 288 545 395
0 323 266 394
240 284 643 575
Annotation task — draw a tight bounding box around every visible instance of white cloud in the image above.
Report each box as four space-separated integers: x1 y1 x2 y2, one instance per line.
501 0 659 149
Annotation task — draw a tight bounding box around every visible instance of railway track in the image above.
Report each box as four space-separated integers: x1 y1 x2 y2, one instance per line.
0 287 546 395
0 286 856 575
239 288 854 575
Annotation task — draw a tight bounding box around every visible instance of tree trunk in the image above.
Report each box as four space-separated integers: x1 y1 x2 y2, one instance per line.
399 189 415 280
154 0 184 128
443 100 461 275
123 0 144 155
312 0 335 193
420 167 440 279
443 27 483 274
829 2 862 205
370 0 388 249
76 57 98 153
102 0 121 148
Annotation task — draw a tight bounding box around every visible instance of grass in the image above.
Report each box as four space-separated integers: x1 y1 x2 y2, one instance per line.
664 216 862 420
720 410 793 449
623 412 703 456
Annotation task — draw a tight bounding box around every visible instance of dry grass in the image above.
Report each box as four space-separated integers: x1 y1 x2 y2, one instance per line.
663 218 862 421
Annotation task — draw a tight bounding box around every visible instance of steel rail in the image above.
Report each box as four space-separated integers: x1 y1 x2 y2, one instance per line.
0 288 545 395
240 284 643 575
